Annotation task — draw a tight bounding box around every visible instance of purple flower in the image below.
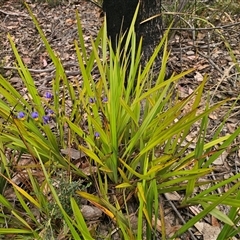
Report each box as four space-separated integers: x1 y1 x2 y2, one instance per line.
31 112 39 121
44 92 53 100
17 112 26 120
42 115 50 124
47 109 54 116
94 132 100 139
102 96 108 103
89 97 96 104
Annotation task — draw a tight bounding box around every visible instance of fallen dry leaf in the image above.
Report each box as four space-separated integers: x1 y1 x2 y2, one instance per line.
213 151 228 165
82 166 98 176
194 222 220 240
194 71 204 82
61 148 86 160
209 113 218 120
165 192 181 201
211 216 220 228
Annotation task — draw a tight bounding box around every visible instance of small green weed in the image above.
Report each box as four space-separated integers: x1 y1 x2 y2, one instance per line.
48 176 91 219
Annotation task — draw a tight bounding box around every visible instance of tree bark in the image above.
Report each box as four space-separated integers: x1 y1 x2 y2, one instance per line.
103 0 163 67
137 0 162 66
102 0 139 52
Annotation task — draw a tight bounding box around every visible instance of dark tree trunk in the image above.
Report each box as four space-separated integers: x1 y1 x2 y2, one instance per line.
137 0 162 66
103 0 163 68
102 0 139 52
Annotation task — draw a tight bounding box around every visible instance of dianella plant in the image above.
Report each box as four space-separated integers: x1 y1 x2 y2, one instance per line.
0 3 240 240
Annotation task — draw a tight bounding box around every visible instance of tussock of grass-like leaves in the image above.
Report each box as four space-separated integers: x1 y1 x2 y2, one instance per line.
0 2 240 239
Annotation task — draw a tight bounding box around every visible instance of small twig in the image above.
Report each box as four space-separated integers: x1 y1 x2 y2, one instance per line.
209 63 237 103
179 41 183 71
2 63 100 82
87 0 102 9
196 50 224 75
3 66 56 73
2 63 80 74
2 65 81 82
0 9 29 18
163 0 190 41
170 42 222 51
39 70 81 81
164 21 240 31
164 193 198 240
